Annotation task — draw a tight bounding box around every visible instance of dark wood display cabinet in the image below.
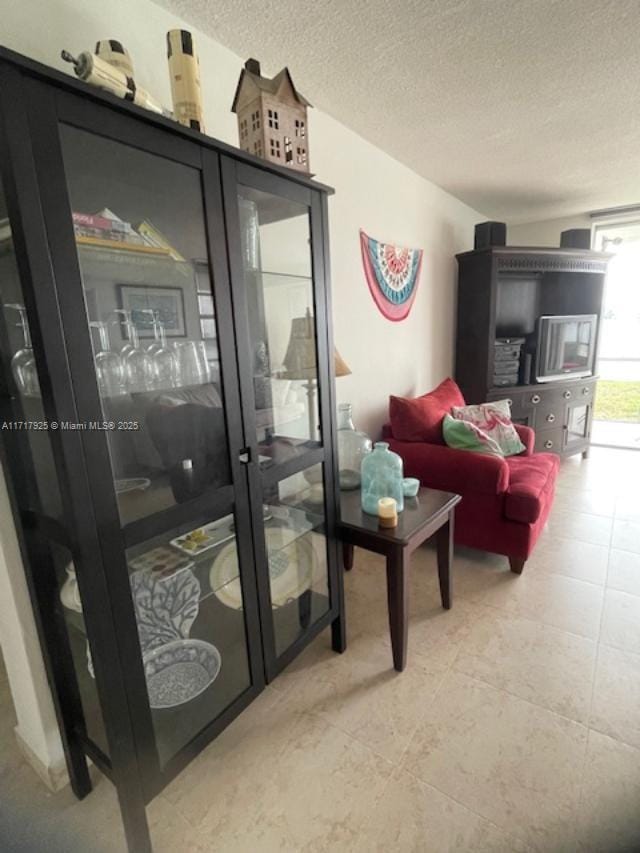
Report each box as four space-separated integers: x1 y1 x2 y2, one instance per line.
455 246 610 459
0 47 344 852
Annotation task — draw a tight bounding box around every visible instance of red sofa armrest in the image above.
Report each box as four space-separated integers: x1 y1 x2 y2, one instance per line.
387 437 510 497
515 424 535 456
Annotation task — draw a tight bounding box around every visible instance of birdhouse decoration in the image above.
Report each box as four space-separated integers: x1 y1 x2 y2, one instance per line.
232 58 312 174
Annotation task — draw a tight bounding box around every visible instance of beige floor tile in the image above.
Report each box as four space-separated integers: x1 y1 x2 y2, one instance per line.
606 548 640 597
200 713 393 851
480 569 604 640
611 519 640 554
148 796 215 853
554 485 616 517
355 767 529 852
402 671 587 851
449 551 513 604
574 731 640 852
454 607 597 722
590 645 640 750
527 535 609 585
407 597 481 671
543 509 612 547
278 631 446 763
162 687 300 831
600 589 640 655
614 494 640 523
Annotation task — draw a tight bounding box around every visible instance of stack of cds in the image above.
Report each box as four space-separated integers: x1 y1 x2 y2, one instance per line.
493 338 525 387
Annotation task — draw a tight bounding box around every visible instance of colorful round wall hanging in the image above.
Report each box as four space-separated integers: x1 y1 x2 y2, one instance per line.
360 229 423 321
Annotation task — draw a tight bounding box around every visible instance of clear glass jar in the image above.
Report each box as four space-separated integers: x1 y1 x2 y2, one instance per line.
361 441 404 515
337 403 371 490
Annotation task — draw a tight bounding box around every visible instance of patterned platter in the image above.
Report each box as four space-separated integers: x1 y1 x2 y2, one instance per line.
210 527 317 610
143 638 221 709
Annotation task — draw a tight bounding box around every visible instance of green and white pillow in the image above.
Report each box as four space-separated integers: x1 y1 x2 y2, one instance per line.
442 414 503 457
451 400 525 457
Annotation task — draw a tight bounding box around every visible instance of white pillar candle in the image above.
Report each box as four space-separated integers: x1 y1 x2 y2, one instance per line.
378 497 398 528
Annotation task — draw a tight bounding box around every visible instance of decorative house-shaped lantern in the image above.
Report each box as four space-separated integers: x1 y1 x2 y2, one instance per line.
232 58 312 174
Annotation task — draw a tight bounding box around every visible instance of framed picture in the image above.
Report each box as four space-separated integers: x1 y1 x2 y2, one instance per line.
118 284 186 339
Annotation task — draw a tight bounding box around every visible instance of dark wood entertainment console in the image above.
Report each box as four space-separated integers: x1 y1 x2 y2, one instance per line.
455 246 611 459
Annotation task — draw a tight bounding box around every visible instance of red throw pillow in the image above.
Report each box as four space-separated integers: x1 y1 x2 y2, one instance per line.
389 378 465 444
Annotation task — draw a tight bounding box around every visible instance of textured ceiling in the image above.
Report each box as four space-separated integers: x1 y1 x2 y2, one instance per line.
154 0 640 223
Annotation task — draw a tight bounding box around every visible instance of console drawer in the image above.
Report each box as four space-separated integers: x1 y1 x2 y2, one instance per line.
534 427 564 454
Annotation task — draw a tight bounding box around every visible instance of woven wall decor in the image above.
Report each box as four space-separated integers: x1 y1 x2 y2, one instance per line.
359 229 423 321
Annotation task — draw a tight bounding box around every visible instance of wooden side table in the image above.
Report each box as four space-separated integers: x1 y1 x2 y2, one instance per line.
339 488 461 672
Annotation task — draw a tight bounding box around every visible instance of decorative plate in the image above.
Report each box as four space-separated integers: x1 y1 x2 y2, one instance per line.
170 508 273 557
210 527 317 610
143 638 221 709
130 565 200 652
115 477 151 495
128 546 194 579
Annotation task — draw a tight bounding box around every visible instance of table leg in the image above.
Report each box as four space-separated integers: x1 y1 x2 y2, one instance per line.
343 542 354 571
436 512 453 610
386 548 408 672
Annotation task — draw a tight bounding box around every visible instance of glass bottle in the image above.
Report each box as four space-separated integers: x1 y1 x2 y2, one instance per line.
337 403 371 490
140 309 178 389
112 309 154 392
89 321 125 396
5 303 40 397
361 441 404 515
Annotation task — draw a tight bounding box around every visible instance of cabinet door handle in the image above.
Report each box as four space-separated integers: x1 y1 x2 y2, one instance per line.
563 390 572 400
531 394 541 404
582 387 590 395
546 413 556 423
544 439 554 449
238 448 252 464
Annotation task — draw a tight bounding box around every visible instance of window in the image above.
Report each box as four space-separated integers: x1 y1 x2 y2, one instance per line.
270 138 281 158
268 109 279 130
240 118 248 142
284 136 292 162
296 146 307 165
251 110 260 131
295 119 306 138
254 140 262 156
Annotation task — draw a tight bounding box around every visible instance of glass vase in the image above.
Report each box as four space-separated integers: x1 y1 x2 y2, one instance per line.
337 403 372 490
361 441 404 515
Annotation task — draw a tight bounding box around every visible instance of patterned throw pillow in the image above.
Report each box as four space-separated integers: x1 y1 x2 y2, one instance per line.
442 414 503 456
451 400 525 457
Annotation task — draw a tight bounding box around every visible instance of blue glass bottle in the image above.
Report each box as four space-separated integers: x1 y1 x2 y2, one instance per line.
361 441 404 515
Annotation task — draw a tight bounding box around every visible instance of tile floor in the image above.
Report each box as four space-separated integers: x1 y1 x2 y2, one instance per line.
2 446 640 852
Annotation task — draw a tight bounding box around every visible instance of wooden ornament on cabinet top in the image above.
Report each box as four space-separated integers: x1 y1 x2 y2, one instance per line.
232 58 312 174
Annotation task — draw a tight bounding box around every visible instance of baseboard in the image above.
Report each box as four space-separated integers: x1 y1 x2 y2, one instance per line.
14 725 69 792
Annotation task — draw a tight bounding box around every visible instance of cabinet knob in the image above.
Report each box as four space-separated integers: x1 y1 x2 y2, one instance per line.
563 390 572 400
546 413 556 423
506 398 513 406
582 387 589 395
531 394 541 404
544 439 554 449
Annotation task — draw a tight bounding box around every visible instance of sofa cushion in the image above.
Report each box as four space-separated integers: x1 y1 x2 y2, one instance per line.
389 378 465 444
504 453 560 524
452 400 525 457
442 414 503 457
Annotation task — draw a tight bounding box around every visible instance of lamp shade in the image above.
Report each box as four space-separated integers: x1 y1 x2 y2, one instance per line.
334 349 351 378
282 310 317 380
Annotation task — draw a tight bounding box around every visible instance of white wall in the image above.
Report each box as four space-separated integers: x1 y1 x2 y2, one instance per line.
0 0 483 776
509 214 592 249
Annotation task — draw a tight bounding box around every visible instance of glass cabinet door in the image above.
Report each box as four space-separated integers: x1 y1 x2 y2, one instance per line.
58 125 260 770
228 169 335 667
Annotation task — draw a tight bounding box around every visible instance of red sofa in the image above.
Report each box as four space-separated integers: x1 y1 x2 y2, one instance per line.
385 384 559 573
